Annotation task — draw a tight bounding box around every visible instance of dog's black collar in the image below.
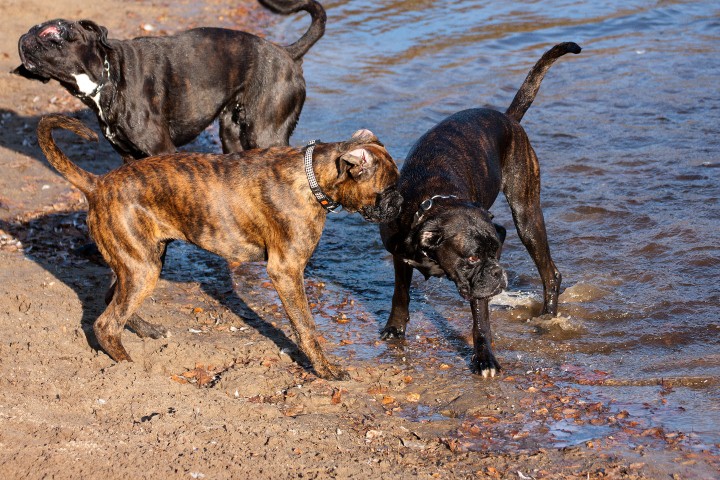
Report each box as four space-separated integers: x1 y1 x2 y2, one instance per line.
304 140 342 213
412 194 458 227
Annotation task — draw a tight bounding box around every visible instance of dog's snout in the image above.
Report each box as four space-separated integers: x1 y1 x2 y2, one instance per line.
381 188 403 212
360 188 403 223
463 260 507 300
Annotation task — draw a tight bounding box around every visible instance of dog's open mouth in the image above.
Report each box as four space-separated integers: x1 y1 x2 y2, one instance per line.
463 284 506 301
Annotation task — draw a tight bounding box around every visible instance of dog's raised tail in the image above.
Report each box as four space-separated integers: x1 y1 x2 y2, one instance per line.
37 114 98 196
258 0 326 60
505 42 582 123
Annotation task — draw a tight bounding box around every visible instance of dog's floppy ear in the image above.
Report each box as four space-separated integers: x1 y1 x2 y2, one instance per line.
336 148 373 184
335 130 380 183
343 129 380 169
11 65 51 83
341 148 375 167
78 20 112 49
350 129 379 143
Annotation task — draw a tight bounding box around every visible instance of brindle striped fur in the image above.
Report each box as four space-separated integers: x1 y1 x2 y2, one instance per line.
37 114 400 380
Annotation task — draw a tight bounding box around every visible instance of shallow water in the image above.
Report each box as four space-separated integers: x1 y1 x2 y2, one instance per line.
176 0 720 449
257 0 720 447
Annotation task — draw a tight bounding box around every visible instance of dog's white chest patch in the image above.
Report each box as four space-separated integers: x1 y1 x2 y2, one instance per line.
73 74 98 96
72 73 113 138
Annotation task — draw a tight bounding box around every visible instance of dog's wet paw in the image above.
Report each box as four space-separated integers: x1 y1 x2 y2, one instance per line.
380 325 405 340
472 353 501 379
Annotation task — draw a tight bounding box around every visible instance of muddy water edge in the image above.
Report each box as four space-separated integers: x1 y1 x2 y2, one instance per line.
257 0 720 456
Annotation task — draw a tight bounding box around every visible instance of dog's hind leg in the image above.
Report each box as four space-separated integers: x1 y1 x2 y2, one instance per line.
218 93 296 152
94 256 162 362
104 243 170 339
502 139 561 316
229 73 304 150
471 298 501 377
105 281 169 339
380 255 414 339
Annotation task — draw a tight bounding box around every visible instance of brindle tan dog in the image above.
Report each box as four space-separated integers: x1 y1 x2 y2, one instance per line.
37 114 402 380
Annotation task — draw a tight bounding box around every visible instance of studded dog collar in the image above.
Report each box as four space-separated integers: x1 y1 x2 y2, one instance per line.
304 139 342 213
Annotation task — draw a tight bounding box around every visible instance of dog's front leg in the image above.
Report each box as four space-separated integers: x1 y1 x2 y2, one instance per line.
267 262 350 381
380 255 413 339
470 298 501 378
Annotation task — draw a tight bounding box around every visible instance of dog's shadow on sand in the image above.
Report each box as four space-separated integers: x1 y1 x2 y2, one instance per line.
0 213 312 369
0 108 118 172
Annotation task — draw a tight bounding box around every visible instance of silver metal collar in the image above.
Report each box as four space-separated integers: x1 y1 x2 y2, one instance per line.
412 194 458 227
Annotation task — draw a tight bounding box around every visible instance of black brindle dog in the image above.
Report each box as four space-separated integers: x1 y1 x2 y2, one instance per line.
16 0 326 160
380 42 582 377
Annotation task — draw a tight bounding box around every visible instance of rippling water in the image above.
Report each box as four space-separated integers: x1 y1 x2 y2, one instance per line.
251 0 720 445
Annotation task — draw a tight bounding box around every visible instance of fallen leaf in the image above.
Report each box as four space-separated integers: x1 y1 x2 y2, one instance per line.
367 386 387 395
283 404 304 417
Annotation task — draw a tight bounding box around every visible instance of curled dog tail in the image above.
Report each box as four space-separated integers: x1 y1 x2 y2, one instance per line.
37 114 99 196
258 0 326 60
505 42 582 123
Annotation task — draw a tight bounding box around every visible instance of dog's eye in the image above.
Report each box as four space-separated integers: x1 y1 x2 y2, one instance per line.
467 256 480 264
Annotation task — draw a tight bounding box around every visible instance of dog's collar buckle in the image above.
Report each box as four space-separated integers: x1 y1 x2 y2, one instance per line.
304 139 342 213
413 194 457 225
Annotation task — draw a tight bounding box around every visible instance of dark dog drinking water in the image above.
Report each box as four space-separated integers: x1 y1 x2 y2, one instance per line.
380 42 582 377
37 114 402 380
16 0 326 161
